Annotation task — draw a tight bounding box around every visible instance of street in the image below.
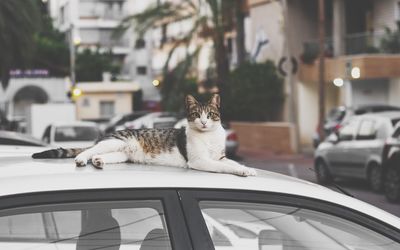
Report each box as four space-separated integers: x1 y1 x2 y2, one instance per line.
238 150 400 217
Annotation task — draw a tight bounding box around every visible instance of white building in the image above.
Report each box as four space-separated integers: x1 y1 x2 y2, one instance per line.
49 0 160 102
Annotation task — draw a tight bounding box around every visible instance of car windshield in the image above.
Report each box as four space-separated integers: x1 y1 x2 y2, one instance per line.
55 126 100 142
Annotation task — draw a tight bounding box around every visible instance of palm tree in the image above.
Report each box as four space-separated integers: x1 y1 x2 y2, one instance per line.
0 0 40 90
117 0 238 102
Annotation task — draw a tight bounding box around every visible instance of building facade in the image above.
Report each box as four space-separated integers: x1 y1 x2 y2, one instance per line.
248 0 400 149
0 77 69 132
49 0 160 102
75 81 140 120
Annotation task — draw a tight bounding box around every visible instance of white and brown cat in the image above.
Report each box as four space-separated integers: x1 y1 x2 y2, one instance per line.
32 94 257 177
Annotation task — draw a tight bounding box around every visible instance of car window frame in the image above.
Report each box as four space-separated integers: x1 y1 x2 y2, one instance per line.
178 189 400 250
0 188 193 250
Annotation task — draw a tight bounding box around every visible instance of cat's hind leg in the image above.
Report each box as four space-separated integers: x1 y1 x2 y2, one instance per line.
91 152 129 169
75 139 125 167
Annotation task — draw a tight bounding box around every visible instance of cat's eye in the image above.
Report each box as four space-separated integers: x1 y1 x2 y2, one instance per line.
190 112 200 118
208 112 217 119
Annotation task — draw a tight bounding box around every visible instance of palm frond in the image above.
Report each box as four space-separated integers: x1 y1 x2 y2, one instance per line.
0 0 40 89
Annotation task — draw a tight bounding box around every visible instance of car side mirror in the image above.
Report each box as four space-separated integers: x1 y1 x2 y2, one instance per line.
258 229 284 250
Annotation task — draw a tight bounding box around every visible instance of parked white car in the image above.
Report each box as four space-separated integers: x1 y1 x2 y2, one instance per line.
0 157 399 249
41 121 101 148
315 111 400 192
120 112 178 130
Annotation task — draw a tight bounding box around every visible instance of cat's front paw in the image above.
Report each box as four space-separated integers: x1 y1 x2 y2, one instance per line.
92 156 105 169
247 167 257 176
237 167 257 177
75 155 87 167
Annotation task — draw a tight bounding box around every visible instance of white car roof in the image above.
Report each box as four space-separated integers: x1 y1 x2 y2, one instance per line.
355 111 400 120
0 157 399 228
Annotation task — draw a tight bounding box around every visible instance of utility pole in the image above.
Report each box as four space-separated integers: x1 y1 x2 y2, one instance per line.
69 23 76 87
281 0 299 153
318 0 326 140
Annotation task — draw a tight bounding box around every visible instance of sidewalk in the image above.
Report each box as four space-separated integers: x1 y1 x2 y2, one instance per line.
237 148 314 165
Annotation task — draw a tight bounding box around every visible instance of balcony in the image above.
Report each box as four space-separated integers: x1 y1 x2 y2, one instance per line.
79 0 126 22
298 32 400 82
299 54 400 83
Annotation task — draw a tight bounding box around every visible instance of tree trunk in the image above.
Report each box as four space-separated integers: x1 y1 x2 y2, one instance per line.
235 0 246 66
0 65 10 91
214 31 230 113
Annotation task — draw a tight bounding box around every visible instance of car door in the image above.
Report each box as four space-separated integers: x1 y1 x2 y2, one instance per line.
346 118 380 178
327 118 360 176
179 190 400 250
0 189 192 250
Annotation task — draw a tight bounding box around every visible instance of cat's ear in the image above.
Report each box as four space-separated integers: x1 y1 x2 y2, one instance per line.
185 95 198 109
209 94 220 108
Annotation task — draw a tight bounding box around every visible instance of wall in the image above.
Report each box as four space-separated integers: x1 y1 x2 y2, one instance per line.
297 80 340 146
287 0 319 57
230 122 296 154
248 1 285 64
389 78 400 106
0 78 68 119
373 0 396 31
76 92 133 120
351 78 389 107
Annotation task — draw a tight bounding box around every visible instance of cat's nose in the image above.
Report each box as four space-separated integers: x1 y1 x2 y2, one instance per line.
201 120 207 125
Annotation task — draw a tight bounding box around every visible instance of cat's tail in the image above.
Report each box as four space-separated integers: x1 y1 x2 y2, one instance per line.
32 147 88 159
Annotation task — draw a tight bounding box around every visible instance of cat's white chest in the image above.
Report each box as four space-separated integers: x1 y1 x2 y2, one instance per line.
187 126 226 160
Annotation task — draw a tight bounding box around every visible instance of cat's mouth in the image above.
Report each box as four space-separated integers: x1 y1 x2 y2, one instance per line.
198 125 208 131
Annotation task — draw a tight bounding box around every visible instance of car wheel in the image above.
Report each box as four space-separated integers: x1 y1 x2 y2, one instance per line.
384 167 400 203
315 160 332 184
368 164 382 192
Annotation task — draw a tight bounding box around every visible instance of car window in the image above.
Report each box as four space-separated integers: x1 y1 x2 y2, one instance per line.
55 126 100 142
356 120 376 140
393 126 400 139
0 200 171 250
200 201 400 250
392 119 400 127
338 119 359 141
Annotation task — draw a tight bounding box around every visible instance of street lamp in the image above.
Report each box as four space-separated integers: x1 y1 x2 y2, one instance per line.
351 67 361 79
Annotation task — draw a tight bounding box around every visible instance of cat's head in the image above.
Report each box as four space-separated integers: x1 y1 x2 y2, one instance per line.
185 94 221 132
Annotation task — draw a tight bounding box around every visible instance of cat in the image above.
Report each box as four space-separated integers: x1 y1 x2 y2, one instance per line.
32 94 257 177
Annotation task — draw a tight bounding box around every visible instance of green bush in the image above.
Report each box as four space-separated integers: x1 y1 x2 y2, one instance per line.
76 48 121 82
224 61 284 121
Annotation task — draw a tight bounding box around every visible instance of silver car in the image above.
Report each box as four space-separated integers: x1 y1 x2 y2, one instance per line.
314 111 400 191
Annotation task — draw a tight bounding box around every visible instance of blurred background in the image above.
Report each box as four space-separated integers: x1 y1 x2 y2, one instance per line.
1 0 400 214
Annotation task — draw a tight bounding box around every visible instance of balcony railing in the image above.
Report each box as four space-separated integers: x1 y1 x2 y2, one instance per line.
302 31 386 58
344 32 384 55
